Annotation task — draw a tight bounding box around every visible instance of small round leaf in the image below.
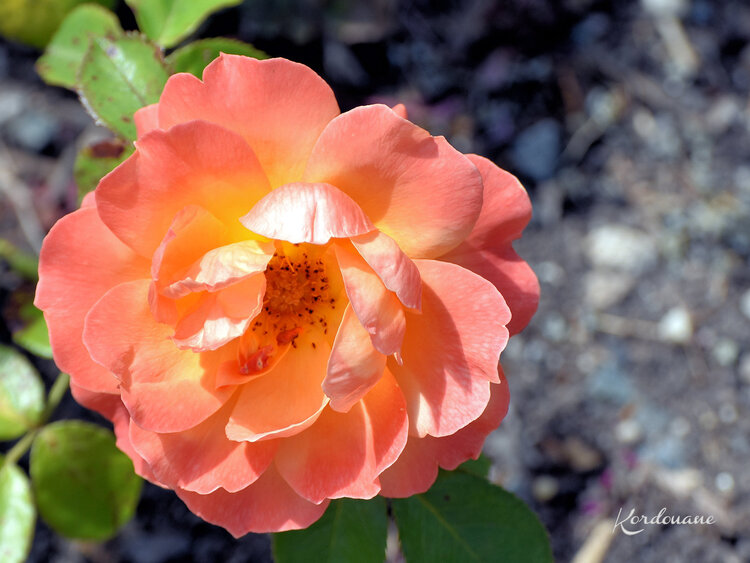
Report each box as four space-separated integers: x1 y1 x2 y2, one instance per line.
0 462 35 563
0 344 45 440
30 420 142 541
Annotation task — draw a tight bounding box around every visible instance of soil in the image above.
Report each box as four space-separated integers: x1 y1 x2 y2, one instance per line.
1 0 749 561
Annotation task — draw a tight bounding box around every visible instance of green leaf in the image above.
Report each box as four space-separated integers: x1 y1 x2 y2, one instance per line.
126 0 242 48
167 37 267 77
273 497 388 563
78 33 169 140
0 0 115 49
456 454 491 478
0 239 38 281
30 420 143 541
392 471 553 563
74 139 134 202
0 344 45 441
0 462 35 563
36 4 122 89
12 304 52 360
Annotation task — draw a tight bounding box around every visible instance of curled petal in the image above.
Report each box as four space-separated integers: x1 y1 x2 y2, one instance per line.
96 120 270 257
158 55 340 188
276 370 408 503
177 465 330 536
241 182 375 245
304 104 483 258
324 304 387 412
389 260 510 438
35 207 149 394
83 280 232 432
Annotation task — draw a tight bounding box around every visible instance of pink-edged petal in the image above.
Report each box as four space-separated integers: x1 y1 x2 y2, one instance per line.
391 103 408 119
83 280 232 433
96 120 270 258
276 370 407 503
128 397 277 494
304 104 483 258
35 207 150 394
389 260 510 438
70 383 162 484
323 304 387 412
461 154 532 246
134 103 160 137
172 274 266 352
177 465 330 536
441 246 539 336
80 191 96 208
241 182 375 245
334 243 405 355
350 230 421 310
226 330 330 442
379 377 509 497
158 55 340 188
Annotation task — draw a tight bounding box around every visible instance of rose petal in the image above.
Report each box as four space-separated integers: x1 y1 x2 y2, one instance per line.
134 103 160 137
378 377 509 497
129 397 277 494
226 330 330 442
158 55 340 188
35 207 150 394
388 260 510 438
83 280 232 432
304 104 483 258
276 370 407 503
323 304 387 412
177 465 329 536
241 182 375 245
333 243 405 356
96 120 269 257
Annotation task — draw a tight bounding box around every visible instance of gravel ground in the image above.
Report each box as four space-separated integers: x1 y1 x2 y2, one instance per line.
1 1 749 561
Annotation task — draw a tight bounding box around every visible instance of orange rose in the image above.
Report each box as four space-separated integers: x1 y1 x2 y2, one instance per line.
35 56 539 535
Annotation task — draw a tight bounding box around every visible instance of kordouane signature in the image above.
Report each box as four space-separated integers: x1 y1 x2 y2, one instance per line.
613 507 716 536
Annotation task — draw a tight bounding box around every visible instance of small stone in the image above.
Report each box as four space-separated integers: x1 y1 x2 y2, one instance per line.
658 307 693 344
641 0 687 16
715 472 735 494
583 271 635 309
532 475 559 502
670 416 691 437
718 403 738 424
563 437 603 472
615 419 642 444
585 225 658 274
713 339 739 367
740 289 750 320
536 261 565 287
510 119 561 181
541 312 567 342
699 410 717 431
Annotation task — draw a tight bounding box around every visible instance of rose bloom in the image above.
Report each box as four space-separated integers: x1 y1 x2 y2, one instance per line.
35 56 539 536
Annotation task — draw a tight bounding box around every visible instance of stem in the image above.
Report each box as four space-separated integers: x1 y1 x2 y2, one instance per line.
3 430 37 467
41 372 70 423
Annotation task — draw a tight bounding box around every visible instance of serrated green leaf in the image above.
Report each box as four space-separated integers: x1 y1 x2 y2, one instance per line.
273 497 388 563
78 33 169 140
74 139 134 202
126 0 242 48
0 462 35 563
30 421 143 541
392 471 553 563
0 344 45 440
12 304 52 360
36 4 122 89
0 0 114 48
167 37 267 77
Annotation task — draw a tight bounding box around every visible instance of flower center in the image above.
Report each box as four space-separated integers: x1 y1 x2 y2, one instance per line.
237 248 336 374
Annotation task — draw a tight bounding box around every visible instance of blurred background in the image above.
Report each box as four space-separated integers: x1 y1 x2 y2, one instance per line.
1 0 749 561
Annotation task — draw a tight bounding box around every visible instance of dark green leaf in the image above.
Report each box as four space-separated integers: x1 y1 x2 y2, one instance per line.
456 454 491 478
30 420 143 541
0 0 115 49
125 0 242 48
12 304 52 360
0 461 35 563
78 33 169 140
0 344 45 440
74 139 134 202
273 497 388 563
392 471 553 563
167 37 267 77
36 4 122 89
